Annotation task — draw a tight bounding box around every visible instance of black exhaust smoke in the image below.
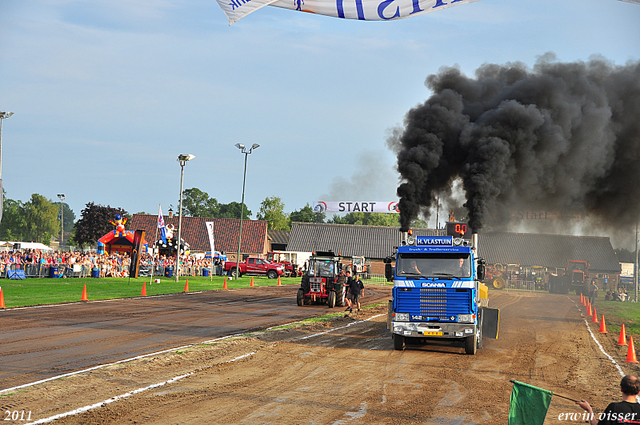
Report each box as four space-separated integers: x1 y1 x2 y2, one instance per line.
391 55 640 233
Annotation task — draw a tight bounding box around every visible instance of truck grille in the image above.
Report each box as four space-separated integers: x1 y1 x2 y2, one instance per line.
396 288 472 321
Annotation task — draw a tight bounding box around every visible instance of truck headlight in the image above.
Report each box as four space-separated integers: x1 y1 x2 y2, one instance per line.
457 314 474 323
394 313 410 322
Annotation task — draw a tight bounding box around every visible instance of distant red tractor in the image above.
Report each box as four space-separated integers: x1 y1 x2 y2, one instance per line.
266 252 297 277
549 260 589 294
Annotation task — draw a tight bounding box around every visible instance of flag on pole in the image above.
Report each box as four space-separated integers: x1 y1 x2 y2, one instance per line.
508 381 553 425
205 222 215 255
158 205 167 244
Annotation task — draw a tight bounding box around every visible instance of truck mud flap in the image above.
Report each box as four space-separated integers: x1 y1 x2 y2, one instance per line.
387 300 393 330
480 307 500 339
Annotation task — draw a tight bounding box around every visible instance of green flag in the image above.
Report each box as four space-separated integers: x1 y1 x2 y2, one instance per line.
508 381 553 425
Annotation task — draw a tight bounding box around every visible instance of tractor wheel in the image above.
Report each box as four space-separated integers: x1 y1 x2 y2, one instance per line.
328 291 336 308
336 286 345 307
492 277 505 290
465 334 477 355
393 334 405 351
297 288 304 306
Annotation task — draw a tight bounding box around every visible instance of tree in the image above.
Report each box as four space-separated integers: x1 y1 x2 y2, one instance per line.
329 212 399 227
73 203 129 248
181 188 219 217
289 204 325 225
21 194 59 243
0 197 26 240
257 197 289 230
0 193 59 243
54 202 76 233
218 202 251 220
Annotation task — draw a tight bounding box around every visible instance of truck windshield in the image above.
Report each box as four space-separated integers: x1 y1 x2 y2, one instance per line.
397 253 471 278
308 259 334 278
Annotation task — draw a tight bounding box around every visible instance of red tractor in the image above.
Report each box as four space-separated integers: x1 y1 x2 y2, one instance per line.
297 251 345 308
549 260 589 294
266 251 297 277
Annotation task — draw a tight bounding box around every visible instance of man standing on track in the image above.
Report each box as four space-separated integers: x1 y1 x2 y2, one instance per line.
347 273 364 313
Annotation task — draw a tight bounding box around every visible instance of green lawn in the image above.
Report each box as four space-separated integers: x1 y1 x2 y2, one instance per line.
0 275 303 308
593 299 640 340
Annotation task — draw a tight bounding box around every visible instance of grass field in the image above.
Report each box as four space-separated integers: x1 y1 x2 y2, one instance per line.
0 275 304 308
593 298 640 339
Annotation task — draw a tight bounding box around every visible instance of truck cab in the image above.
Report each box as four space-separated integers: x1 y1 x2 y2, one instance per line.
387 232 499 355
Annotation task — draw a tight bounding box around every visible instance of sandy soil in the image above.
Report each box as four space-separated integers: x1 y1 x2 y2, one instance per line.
2 291 638 424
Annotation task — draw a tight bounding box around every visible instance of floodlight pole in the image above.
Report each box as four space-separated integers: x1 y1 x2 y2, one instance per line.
57 194 66 250
0 112 14 225
175 154 195 283
234 143 259 280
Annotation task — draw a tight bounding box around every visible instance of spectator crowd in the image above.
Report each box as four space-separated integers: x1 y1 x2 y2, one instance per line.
0 249 217 278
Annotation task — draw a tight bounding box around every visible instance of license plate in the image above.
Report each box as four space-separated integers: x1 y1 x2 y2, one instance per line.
422 331 443 336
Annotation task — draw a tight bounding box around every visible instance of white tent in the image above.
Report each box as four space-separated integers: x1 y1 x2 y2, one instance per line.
0 241 53 251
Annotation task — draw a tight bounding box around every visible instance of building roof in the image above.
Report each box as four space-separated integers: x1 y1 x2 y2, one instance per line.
288 222 438 259
129 215 268 254
478 232 620 273
268 230 290 246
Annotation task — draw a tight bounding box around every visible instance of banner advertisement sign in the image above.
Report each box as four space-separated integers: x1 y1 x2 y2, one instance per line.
313 201 399 213
130 230 146 279
216 0 482 24
205 222 215 254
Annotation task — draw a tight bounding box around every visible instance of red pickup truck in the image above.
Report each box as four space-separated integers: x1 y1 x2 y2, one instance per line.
224 257 285 279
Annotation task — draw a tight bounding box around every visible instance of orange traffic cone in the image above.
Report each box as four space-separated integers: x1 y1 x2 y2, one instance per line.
580 293 584 305
626 336 639 363
184 279 189 292
599 315 608 333
223 277 228 290
618 324 628 346
141 282 147 296
592 306 599 323
277 276 281 286
250 277 254 287
81 284 88 301
587 302 592 317
0 287 5 308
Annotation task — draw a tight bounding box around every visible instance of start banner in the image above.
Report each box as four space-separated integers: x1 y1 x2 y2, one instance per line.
313 201 399 213
216 0 483 24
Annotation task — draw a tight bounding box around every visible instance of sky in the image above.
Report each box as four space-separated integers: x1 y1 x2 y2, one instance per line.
0 0 638 227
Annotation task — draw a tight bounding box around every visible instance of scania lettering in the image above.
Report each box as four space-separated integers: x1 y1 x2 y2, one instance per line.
385 230 500 355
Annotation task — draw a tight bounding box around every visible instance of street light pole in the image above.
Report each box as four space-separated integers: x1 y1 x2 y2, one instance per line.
175 154 195 283
234 143 259 280
57 194 66 250
0 111 14 225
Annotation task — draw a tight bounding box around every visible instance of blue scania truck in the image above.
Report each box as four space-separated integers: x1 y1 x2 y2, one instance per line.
385 228 499 354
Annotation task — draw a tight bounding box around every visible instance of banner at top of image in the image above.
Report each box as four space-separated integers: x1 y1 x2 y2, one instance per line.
313 201 399 213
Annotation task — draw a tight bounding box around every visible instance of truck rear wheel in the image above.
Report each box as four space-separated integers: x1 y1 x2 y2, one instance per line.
393 334 405 351
297 288 304 306
229 267 241 278
465 334 477 355
328 291 336 308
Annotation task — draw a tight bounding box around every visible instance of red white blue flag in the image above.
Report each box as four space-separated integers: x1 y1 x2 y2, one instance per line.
158 205 167 244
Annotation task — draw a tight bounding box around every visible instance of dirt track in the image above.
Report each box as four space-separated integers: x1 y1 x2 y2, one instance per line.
2 289 639 424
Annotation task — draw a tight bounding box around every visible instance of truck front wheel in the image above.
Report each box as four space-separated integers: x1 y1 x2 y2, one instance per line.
465 334 477 355
393 334 405 351
267 270 278 279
